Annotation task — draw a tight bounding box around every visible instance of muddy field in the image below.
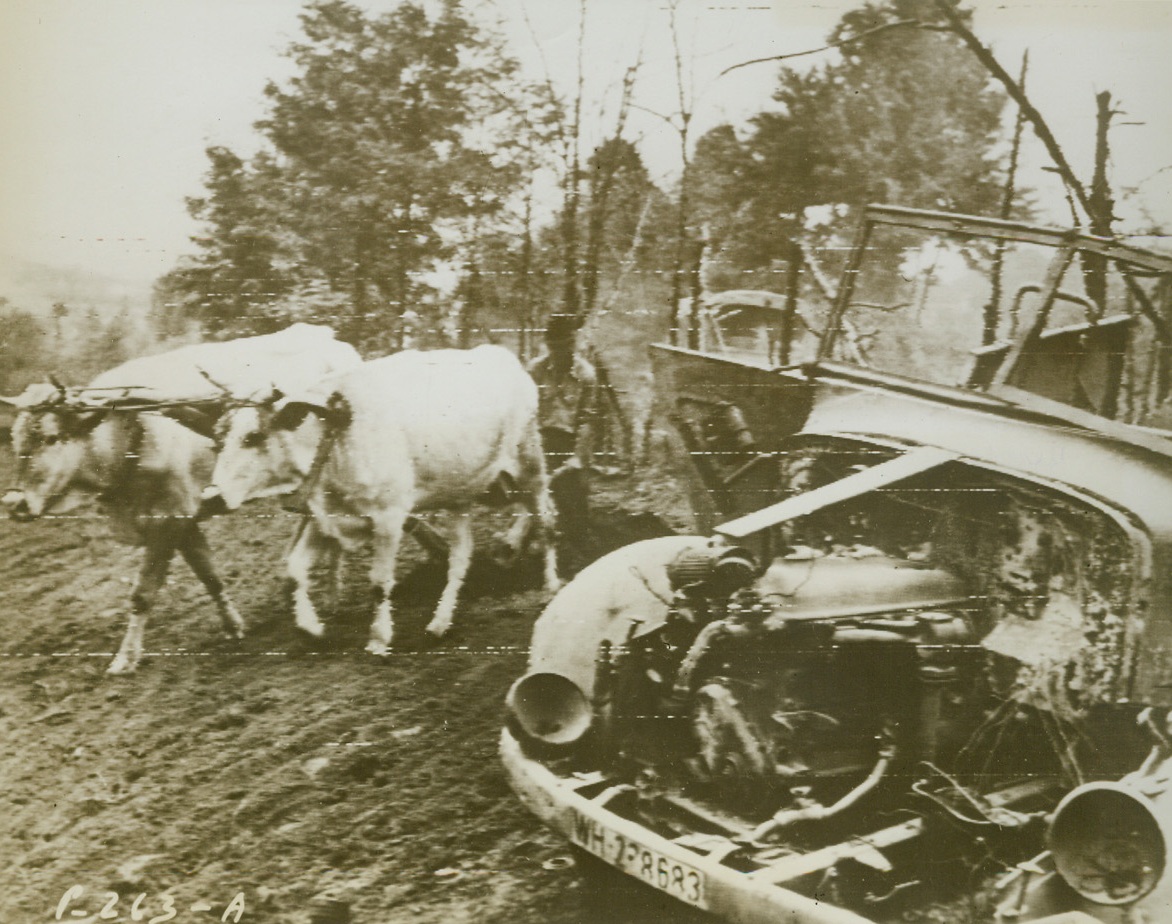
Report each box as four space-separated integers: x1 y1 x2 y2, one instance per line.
0 443 713 924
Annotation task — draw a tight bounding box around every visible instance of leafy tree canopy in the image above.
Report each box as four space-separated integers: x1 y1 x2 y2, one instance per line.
586 139 672 264
158 0 551 351
693 0 1012 279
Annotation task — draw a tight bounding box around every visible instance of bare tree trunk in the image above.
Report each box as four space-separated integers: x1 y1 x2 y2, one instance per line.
781 238 801 364
519 189 534 360
934 0 1099 227
599 194 655 314
583 63 639 316
671 180 687 345
1089 92 1117 237
986 51 1029 344
560 0 588 322
1084 90 1118 312
687 234 704 351
665 0 694 347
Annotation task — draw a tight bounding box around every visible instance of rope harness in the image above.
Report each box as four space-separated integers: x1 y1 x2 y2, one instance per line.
97 412 147 505
281 391 353 517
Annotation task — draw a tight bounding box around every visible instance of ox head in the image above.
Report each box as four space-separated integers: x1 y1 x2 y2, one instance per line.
200 387 350 515
1 381 110 520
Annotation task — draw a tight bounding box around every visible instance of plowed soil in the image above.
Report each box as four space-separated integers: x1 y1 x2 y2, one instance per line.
0 445 709 924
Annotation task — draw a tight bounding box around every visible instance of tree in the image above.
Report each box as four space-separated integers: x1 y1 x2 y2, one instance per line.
581 137 672 310
161 0 542 350
446 72 563 356
0 299 46 394
692 0 1011 280
157 147 298 337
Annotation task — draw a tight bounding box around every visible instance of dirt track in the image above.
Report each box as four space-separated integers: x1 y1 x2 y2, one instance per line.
0 445 710 924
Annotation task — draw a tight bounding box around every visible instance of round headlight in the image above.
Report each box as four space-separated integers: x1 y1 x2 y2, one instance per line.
506 672 592 748
1049 781 1167 905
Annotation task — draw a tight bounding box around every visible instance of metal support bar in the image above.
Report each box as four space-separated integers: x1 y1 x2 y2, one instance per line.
991 244 1078 388
862 205 1172 274
747 818 923 885
714 446 959 540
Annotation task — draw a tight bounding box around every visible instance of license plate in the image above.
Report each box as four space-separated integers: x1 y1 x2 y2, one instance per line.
570 809 708 909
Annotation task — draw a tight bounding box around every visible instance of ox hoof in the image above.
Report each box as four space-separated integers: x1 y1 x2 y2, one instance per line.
486 541 522 571
364 640 391 657
424 622 451 639
219 608 246 640
106 659 137 676
295 620 326 639
221 620 246 641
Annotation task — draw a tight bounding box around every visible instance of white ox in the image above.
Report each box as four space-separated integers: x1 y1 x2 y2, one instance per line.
202 344 559 653
1 324 362 674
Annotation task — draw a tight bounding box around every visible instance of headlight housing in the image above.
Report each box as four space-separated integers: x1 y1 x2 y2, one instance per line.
1049 781 1167 905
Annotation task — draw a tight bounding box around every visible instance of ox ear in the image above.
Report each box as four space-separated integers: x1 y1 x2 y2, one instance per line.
162 405 220 439
271 391 351 432
271 400 325 432
324 391 352 428
249 385 283 408
62 409 109 438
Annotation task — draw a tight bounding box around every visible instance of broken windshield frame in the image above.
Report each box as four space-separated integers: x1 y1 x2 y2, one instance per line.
815 205 1172 430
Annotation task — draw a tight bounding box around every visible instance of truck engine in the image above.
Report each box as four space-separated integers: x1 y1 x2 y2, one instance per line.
503 207 1172 924
506 438 1162 919
598 551 980 813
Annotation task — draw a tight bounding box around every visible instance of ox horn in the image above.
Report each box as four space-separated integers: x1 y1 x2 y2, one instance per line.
196 366 233 396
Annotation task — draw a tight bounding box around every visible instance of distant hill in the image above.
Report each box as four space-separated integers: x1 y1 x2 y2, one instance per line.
0 252 153 321
0 253 168 392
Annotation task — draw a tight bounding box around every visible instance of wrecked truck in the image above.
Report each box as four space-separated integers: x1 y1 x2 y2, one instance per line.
501 205 1172 923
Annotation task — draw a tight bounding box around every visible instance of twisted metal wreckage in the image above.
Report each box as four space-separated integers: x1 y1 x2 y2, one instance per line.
502 206 1172 923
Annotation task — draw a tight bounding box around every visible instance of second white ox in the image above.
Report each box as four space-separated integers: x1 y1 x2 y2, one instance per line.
203 345 560 653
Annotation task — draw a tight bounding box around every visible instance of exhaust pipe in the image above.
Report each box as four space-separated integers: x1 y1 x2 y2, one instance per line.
506 672 592 749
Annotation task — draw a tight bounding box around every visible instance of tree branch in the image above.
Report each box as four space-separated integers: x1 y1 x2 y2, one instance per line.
628 102 678 130
932 0 1099 228
719 19 945 76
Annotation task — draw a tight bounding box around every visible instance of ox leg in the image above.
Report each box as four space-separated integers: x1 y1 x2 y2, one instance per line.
425 510 473 638
509 484 560 591
404 515 450 561
177 524 244 640
108 542 175 675
499 497 533 565
516 428 561 592
366 509 408 656
534 490 561 593
287 517 327 638
323 538 344 614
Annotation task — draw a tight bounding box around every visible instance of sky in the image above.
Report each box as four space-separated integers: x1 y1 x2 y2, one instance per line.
0 0 1170 290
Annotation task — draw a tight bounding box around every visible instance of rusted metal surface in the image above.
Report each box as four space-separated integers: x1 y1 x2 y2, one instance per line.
506 207 1172 924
